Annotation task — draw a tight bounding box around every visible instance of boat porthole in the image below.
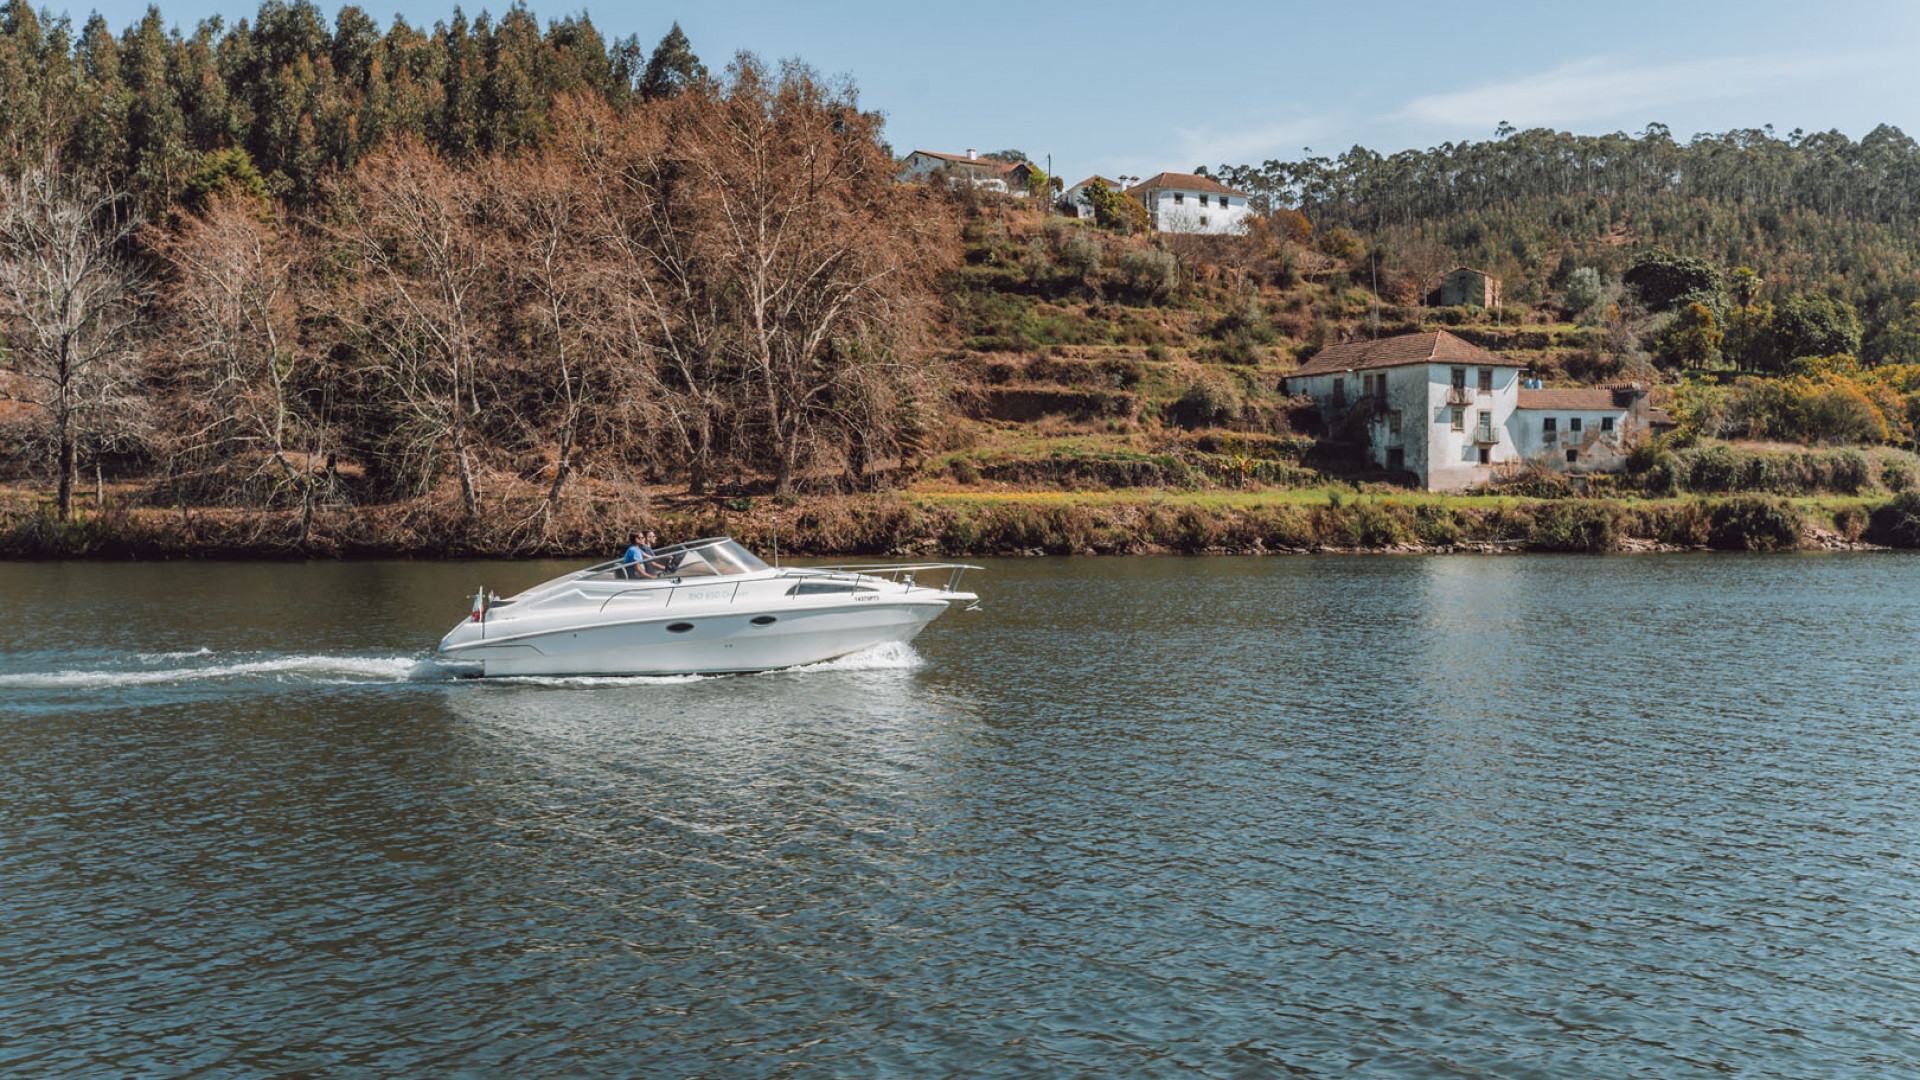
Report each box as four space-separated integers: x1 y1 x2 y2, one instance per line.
666 622 695 633
751 615 777 626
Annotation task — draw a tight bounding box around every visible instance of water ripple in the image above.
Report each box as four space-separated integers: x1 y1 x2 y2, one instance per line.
3 555 1920 1077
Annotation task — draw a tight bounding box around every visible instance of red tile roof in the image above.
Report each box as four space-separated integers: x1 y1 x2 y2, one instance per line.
909 150 1021 175
1287 330 1521 379
1068 175 1119 191
1123 171 1250 198
1517 388 1623 411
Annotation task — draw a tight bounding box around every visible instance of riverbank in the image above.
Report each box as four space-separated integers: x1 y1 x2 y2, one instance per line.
5 486 1917 560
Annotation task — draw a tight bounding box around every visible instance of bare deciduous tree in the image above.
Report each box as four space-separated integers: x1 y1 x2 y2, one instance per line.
0 166 146 520
329 137 493 521
488 146 621 516
676 55 958 494
151 194 332 538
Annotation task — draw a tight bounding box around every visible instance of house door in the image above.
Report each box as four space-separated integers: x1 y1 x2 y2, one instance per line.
1387 448 1404 470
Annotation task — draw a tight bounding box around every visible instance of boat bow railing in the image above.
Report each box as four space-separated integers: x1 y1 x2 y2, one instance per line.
792 562 982 594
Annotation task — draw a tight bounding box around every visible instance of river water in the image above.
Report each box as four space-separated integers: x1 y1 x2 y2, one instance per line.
3 554 1919 1078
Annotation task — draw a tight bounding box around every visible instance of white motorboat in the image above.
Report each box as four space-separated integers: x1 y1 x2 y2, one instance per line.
436 537 981 677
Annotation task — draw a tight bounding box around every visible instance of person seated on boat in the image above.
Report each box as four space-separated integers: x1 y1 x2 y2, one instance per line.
621 533 655 580
642 529 674 575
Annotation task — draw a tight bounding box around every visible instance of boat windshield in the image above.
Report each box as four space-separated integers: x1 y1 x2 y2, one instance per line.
659 537 768 577
576 537 769 582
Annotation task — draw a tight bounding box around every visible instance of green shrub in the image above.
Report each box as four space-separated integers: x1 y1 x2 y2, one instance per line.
1345 505 1410 547
1117 248 1177 301
1528 501 1620 552
1413 506 1462 546
1833 505 1869 542
1870 491 1920 547
1246 505 1315 549
1174 505 1224 551
1165 374 1243 430
1706 496 1804 551
1653 502 1710 546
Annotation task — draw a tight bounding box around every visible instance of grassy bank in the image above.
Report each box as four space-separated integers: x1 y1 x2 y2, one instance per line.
6 486 1919 560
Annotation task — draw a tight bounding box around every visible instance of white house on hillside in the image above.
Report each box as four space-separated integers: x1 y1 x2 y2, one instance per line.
898 149 1034 196
1126 172 1252 235
1283 330 1665 490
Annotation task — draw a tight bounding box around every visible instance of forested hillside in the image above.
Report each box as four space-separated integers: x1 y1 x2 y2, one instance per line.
1204 124 1920 359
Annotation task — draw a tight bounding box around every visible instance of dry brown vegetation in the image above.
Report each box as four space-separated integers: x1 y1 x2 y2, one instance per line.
2 56 963 541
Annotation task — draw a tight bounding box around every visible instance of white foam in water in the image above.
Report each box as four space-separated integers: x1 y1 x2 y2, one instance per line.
0 642 920 692
135 646 214 661
0 653 447 689
779 640 924 674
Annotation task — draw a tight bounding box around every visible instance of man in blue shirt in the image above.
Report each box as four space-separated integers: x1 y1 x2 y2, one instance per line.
621 533 654 579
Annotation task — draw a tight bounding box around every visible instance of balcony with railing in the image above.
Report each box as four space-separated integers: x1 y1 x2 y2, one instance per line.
1473 426 1500 445
1446 386 1474 406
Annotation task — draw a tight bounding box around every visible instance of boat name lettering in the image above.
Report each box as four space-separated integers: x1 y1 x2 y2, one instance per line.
684 588 732 602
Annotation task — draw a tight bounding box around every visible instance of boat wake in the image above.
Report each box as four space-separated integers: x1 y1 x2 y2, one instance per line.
0 641 924 695
0 652 458 690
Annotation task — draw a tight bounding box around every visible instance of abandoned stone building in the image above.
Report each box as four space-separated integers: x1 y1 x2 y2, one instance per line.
1438 267 1501 307
1281 330 1666 491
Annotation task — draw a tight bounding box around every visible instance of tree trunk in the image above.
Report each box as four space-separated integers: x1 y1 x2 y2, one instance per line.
57 426 74 521
453 431 480 521
545 424 573 505
687 419 712 495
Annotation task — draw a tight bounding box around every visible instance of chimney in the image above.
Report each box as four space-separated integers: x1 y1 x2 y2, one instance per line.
965 148 976 160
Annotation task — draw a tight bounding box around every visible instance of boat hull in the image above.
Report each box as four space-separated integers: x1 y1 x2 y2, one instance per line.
445 598 952 677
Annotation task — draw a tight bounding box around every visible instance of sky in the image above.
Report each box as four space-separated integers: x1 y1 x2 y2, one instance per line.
75 0 1920 181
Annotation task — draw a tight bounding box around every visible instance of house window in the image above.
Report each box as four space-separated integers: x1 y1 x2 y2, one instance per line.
1451 406 1464 430
1332 377 1345 407
1478 447 1491 464
1173 192 1184 204
1199 194 1210 206
1375 376 1388 402
1388 447 1404 469
1221 197 1231 207
1601 416 1616 432
1542 417 1557 434
1478 369 1492 393
1476 413 1493 442
1389 410 1402 434
1570 417 1583 433
1566 449 1579 463
1451 368 1466 391
1200 215 1209 227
